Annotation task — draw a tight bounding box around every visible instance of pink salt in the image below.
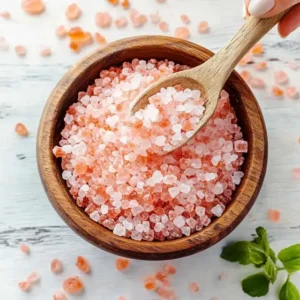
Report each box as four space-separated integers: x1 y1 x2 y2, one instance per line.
250 77 265 88
286 86 299 99
65 3 81 21
159 21 169 32
115 16 128 29
15 45 27 57
175 27 190 39
51 259 63 273
95 12 112 28
54 59 247 241
255 61 267 71
0 11 10 19
274 71 289 85
56 26 67 38
40 46 51 57
268 209 281 223
150 11 161 24
197 21 209 33
18 281 31 292
189 282 199 292
129 9 147 28
19 243 30 254
27 272 40 284
180 14 190 24
53 291 67 300
240 70 252 81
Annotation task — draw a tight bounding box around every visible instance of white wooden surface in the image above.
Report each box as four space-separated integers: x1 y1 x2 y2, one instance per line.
1 0 300 299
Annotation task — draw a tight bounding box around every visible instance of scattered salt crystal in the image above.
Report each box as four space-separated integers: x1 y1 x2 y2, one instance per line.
174 27 190 39
95 12 112 28
274 71 289 85
268 209 281 223
198 21 209 33
51 259 63 274
286 86 299 99
250 77 265 89
15 45 26 57
27 272 40 284
53 291 67 300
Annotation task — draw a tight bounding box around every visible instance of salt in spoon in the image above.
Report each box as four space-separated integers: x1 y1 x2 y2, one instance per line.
130 10 289 153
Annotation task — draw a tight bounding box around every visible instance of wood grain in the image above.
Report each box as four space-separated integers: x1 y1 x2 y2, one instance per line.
37 36 268 260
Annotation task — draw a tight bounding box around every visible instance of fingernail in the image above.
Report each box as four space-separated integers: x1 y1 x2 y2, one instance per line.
248 0 275 17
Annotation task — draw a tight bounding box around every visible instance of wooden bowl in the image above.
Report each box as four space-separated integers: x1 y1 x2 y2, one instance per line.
37 36 268 260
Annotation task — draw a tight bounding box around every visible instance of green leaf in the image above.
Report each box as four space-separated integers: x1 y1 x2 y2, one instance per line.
256 227 270 256
278 245 300 274
282 259 300 274
264 257 278 283
249 242 267 266
279 278 300 300
242 272 270 297
270 248 277 263
221 241 251 265
278 245 300 262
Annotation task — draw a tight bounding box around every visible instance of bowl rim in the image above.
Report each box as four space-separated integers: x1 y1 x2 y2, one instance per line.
37 35 268 260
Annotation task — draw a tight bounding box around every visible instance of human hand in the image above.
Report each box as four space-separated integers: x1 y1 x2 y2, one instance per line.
244 0 300 37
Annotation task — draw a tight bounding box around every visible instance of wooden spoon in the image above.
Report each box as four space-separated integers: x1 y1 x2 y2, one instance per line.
130 10 288 152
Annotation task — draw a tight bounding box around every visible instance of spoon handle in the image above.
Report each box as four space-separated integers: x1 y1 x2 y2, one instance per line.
200 9 290 87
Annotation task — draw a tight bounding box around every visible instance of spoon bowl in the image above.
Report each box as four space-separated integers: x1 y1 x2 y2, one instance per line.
130 11 288 153
37 36 268 260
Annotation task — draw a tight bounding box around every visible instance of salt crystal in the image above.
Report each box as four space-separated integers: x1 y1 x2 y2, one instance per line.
90 211 100 222
211 204 223 217
155 135 166 146
186 217 197 228
163 175 177 185
195 206 205 216
275 71 289 85
168 187 180 198
211 155 221 166
101 204 109 214
232 171 244 185
173 215 185 228
62 171 71 180
131 205 144 216
213 182 224 195
205 173 217 181
123 220 134 230
154 222 165 232
179 183 191 194
113 224 126 236
181 226 191 236
106 115 119 127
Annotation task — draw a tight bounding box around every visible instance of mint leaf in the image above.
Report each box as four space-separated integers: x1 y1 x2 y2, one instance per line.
282 259 300 274
249 242 267 266
278 245 300 274
221 241 251 265
279 278 300 300
270 248 277 263
264 257 277 283
242 272 270 297
278 245 300 262
256 227 270 256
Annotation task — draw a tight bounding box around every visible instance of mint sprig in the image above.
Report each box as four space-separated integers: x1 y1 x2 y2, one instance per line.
221 227 300 299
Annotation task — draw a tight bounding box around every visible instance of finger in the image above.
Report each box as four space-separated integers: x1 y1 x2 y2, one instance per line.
278 3 300 37
247 0 300 18
244 0 250 18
